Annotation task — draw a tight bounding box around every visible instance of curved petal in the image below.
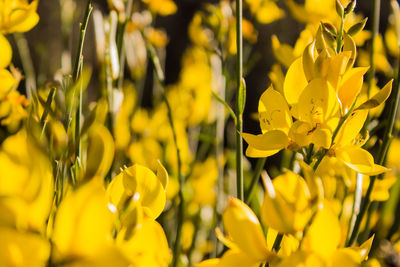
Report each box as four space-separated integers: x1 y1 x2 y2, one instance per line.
259 86 292 133
284 57 308 105
0 34 12 68
334 110 368 146
335 146 377 175
122 164 166 219
297 78 340 125
338 67 369 112
241 130 289 151
223 198 271 262
245 145 281 158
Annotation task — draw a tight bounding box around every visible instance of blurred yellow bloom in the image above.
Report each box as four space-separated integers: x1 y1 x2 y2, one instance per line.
261 171 312 234
0 0 39 34
330 110 389 175
107 163 168 220
245 0 284 24
0 34 12 68
197 198 274 267
0 130 53 232
187 157 218 207
84 124 115 181
0 227 50 267
52 178 114 261
141 0 177 16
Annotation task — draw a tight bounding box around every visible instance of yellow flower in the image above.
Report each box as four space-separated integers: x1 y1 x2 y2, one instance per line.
141 0 177 16
329 109 389 175
107 162 168 220
0 227 50 267
261 171 312 234
0 130 53 232
0 34 12 68
196 198 274 267
51 178 116 261
241 85 292 158
0 0 39 34
245 0 285 24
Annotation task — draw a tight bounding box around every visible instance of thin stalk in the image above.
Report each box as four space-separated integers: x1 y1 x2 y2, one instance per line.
336 14 345 53
146 39 184 267
362 0 381 134
72 0 93 81
40 88 56 138
245 157 266 204
272 233 284 252
235 0 244 201
347 7 400 246
73 0 93 161
13 33 36 99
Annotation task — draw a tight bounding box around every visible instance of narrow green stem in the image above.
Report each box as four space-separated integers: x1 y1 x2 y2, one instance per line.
72 0 93 161
336 15 345 53
146 38 184 267
367 0 381 98
13 33 36 99
272 233 284 252
346 0 400 246
235 0 244 201
40 88 56 138
245 157 266 204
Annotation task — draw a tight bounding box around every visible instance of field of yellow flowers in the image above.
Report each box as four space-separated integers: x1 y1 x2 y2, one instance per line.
1 0 400 266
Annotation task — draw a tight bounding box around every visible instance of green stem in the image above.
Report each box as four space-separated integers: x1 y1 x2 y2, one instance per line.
245 157 266 204
13 33 36 99
272 233 284 252
235 0 244 201
40 88 56 138
146 38 184 267
73 0 93 161
347 4 400 246
336 14 345 53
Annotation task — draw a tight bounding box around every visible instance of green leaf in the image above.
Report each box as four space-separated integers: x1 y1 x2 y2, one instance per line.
347 18 368 36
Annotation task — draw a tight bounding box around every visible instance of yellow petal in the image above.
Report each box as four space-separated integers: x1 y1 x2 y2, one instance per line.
283 57 308 105
241 130 289 151
156 160 169 190
271 35 295 68
297 78 340 125
255 2 285 24
0 227 50 266
0 69 15 97
246 145 281 158
259 86 292 133
310 127 332 149
334 110 368 146
302 202 341 259
84 124 115 180
331 248 361 267
223 198 271 262
335 146 381 175
0 34 12 68
122 164 166 219
326 51 352 89
357 79 393 110
338 67 369 112
261 171 311 234
118 220 171 266
218 249 261 267
52 178 113 259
